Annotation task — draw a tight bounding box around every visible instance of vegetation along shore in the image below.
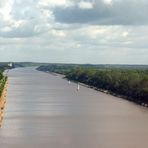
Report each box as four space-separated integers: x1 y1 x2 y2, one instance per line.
0 63 9 126
37 64 148 107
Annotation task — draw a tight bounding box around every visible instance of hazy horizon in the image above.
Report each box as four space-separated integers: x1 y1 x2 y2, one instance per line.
1 61 148 66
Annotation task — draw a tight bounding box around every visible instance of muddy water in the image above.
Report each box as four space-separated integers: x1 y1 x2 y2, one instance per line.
0 67 148 148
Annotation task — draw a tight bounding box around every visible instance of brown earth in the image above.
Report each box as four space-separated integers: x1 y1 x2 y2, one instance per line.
0 80 8 127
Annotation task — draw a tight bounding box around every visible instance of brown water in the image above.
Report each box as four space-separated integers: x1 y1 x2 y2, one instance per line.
0 67 148 148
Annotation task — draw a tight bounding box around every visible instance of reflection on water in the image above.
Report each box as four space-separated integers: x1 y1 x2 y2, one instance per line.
0 67 148 148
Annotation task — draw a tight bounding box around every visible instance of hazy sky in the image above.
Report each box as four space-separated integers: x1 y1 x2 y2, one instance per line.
0 0 148 64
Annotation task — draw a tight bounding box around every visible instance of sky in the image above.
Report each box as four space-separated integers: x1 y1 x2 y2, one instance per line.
0 0 148 64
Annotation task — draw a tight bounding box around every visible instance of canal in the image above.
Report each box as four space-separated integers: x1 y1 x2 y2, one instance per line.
0 67 148 148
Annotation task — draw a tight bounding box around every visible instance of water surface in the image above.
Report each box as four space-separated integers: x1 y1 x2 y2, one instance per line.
0 67 148 148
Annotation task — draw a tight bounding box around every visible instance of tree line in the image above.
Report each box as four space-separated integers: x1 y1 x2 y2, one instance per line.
66 68 148 104
37 64 148 105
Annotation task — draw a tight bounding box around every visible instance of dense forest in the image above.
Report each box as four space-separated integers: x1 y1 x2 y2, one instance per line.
37 64 148 105
37 64 79 74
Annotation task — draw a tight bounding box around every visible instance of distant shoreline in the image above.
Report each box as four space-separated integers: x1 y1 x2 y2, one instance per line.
77 81 148 108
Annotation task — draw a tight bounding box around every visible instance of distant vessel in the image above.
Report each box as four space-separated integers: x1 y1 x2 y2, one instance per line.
8 63 13 67
68 80 71 84
77 83 80 91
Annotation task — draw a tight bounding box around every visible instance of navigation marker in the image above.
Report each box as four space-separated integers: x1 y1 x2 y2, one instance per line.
77 83 80 91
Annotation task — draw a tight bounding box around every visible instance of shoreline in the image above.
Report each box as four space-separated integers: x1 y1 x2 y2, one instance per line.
69 79 148 108
37 69 148 108
0 79 8 127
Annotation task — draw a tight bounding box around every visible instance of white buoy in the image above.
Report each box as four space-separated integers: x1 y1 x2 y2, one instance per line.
77 83 80 91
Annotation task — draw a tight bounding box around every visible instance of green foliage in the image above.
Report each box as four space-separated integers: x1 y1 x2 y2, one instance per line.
37 64 79 74
0 75 7 97
66 68 148 103
0 63 12 71
0 63 9 97
37 64 148 104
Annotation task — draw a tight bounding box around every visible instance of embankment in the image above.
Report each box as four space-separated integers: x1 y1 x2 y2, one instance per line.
0 78 8 126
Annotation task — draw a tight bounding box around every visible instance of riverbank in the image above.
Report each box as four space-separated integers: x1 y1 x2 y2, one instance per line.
38 68 148 108
36 65 148 107
75 81 148 108
65 69 148 107
0 79 8 127
65 76 148 108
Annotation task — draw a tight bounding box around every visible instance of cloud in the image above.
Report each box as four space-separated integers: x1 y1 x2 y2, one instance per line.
103 0 113 5
78 1 93 9
38 0 74 8
122 31 129 37
0 0 148 64
53 0 148 25
0 0 53 38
